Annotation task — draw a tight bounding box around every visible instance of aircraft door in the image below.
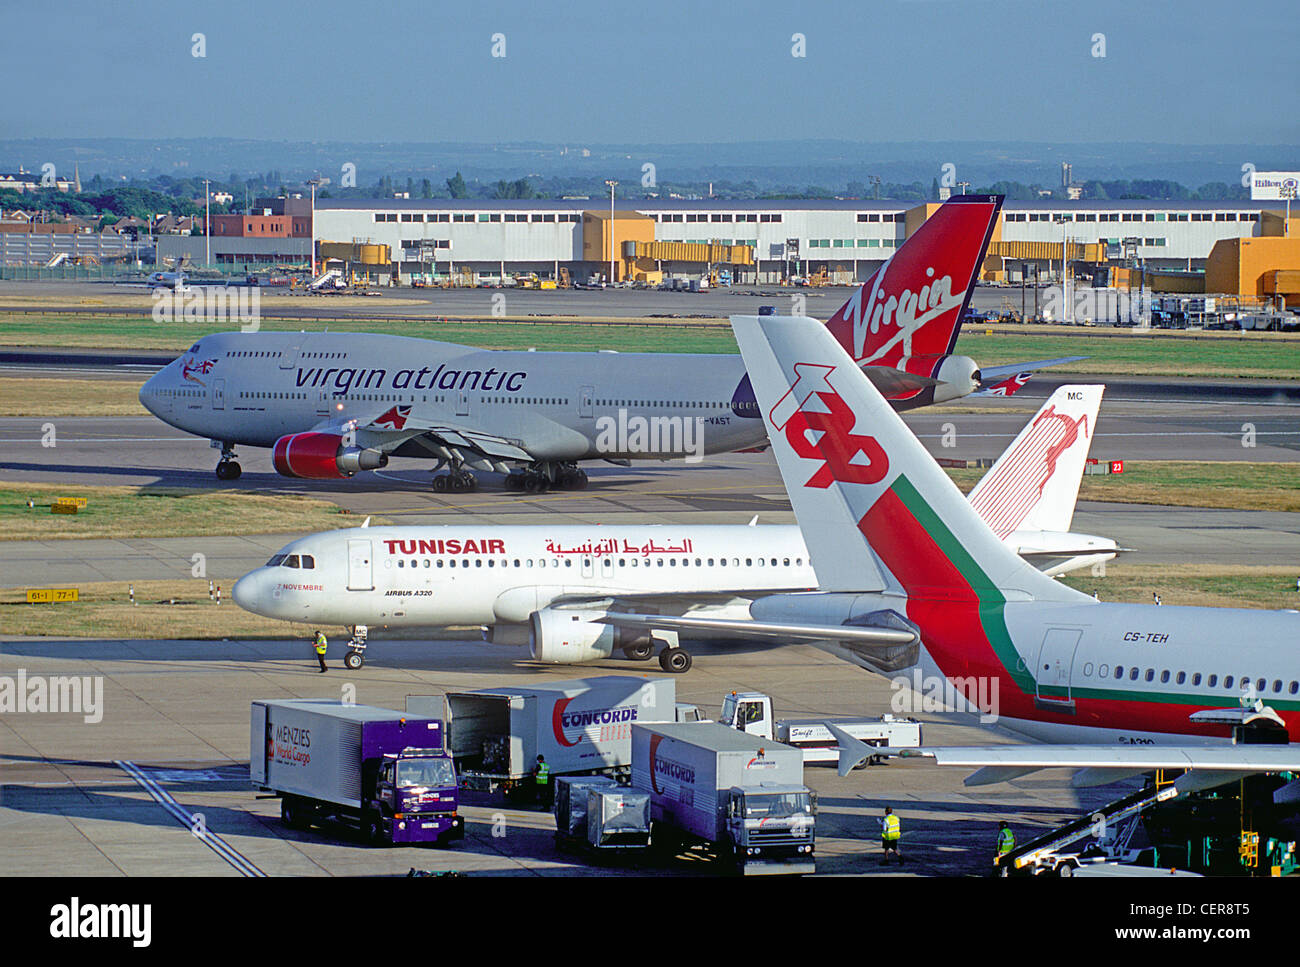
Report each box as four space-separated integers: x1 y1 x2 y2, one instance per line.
347 539 374 591
212 378 225 410
456 392 470 417
579 385 594 419
600 557 613 580
280 341 301 369
316 391 329 418
1034 628 1081 712
581 557 594 579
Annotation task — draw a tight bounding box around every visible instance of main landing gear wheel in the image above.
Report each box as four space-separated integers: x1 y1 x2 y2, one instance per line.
433 471 477 493
343 650 364 670
556 467 588 491
623 641 655 661
658 648 692 673
215 461 242 481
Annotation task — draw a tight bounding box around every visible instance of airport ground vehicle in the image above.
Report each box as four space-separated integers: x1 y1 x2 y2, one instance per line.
250 699 462 846
553 775 652 852
632 722 815 875
718 690 920 764
406 676 677 796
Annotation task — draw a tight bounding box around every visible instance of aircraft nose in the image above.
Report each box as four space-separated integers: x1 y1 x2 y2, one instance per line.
139 369 162 416
232 571 262 614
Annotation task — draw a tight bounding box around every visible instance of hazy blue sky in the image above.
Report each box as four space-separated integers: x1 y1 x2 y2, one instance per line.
4 0 1296 145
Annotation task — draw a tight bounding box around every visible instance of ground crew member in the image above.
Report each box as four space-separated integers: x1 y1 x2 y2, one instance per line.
533 754 551 807
880 806 902 865
996 821 1016 865
313 630 328 673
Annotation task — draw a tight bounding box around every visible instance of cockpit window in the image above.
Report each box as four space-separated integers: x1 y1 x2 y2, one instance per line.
283 555 300 568
300 555 315 569
187 342 201 352
266 554 286 567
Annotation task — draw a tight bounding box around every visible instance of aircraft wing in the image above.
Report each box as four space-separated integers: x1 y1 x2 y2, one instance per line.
978 356 1088 384
595 610 918 647
314 405 536 467
903 744 1300 790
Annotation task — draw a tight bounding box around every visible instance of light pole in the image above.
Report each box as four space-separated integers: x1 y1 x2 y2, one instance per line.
203 177 211 267
307 178 319 276
605 179 618 285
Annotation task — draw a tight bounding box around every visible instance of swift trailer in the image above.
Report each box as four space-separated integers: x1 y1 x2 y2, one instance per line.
406 675 677 796
719 691 921 765
632 722 816 875
251 699 463 846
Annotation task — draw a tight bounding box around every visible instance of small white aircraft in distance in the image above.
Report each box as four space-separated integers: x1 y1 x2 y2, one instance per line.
711 310 1299 790
232 385 1118 671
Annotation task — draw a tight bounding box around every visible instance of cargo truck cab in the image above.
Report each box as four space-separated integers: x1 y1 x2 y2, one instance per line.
725 783 816 874
370 749 461 845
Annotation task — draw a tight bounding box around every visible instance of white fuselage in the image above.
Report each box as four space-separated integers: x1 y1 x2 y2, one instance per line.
233 525 818 628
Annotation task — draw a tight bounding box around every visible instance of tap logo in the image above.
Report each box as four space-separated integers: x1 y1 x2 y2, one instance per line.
767 362 888 490
373 405 412 430
181 357 216 386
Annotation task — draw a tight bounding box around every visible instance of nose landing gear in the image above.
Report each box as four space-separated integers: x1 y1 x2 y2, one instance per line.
342 625 369 670
214 442 242 480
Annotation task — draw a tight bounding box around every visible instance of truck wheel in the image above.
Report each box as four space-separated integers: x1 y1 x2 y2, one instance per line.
343 650 364 670
1056 862 1075 878
365 814 386 847
281 797 307 830
658 649 692 673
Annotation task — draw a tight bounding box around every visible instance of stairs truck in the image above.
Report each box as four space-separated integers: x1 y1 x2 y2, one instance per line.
719 691 920 765
632 722 816 875
250 699 463 846
406 676 678 797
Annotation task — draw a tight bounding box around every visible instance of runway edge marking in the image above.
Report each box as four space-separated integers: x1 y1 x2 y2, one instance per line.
116 760 266 877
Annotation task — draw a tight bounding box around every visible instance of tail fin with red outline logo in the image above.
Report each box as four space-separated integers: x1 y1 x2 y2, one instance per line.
730 313 1085 604
968 384 1105 538
825 195 1001 374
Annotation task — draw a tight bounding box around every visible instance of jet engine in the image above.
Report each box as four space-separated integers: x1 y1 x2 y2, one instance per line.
272 432 388 479
528 608 617 664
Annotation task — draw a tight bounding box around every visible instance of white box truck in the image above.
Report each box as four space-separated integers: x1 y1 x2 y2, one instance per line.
250 699 462 846
406 675 676 796
719 690 921 765
631 722 815 875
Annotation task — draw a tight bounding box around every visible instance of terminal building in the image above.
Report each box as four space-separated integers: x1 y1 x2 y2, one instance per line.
309 197 1298 304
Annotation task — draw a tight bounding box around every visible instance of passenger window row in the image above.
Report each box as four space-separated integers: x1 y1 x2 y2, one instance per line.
1080 662 1298 696
391 556 805 570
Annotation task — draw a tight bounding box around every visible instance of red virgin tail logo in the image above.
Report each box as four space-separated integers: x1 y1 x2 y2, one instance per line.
768 362 888 489
373 405 411 430
824 197 1001 371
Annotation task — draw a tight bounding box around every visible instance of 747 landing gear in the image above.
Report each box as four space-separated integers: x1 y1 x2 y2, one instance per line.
505 464 588 493
432 465 477 493
214 441 242 480
343 625 368 670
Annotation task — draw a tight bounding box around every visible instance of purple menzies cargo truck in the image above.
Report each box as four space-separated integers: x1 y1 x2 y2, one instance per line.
251 699 464 846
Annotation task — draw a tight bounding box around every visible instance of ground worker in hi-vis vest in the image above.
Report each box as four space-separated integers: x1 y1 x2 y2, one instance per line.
880 806 902 865
313 630 328 673
996 822 1016 863
533 754 551 807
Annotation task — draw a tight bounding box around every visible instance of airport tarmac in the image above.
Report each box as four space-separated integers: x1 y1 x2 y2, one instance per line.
0 633 1132 877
